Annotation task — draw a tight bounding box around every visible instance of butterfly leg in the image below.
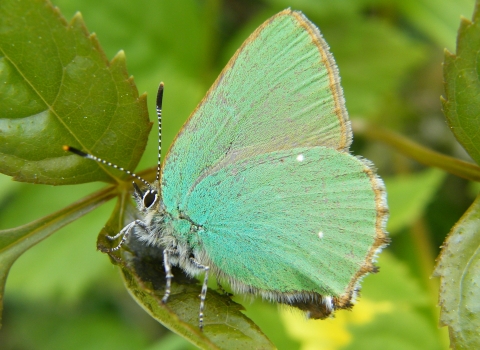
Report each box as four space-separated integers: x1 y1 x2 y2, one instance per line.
189 257 210 330
162 248 178 304
106 220 148 251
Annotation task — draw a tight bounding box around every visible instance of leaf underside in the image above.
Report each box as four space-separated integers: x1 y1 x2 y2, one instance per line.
433 194 480 350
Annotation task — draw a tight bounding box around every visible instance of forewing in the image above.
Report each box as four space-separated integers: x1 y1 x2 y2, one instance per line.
183 147 388 298
161 10 351 212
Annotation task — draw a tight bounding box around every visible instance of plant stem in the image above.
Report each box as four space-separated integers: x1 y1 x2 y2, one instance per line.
353 121 480 182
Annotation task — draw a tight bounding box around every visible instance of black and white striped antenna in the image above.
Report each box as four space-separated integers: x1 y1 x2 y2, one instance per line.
62 145 153 189
155 82 164 182
63 82 165 189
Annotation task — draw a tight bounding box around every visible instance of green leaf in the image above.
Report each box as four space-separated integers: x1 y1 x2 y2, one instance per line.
433 194 480 350
384 168 446 234
0 0 150 184
98 196 275 350
442 1 480 166
0 185 117 326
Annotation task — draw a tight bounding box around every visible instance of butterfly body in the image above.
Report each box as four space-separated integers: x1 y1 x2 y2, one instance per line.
66 8 388 328
152 9 387 320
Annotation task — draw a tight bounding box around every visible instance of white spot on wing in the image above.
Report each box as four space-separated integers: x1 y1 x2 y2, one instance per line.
296 154 304 162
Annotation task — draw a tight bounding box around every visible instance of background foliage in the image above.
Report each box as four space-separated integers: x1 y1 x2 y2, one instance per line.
1 0 479 349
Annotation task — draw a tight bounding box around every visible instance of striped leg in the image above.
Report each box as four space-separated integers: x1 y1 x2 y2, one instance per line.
162 248 177 304
190 258 210 330
105 220 148 251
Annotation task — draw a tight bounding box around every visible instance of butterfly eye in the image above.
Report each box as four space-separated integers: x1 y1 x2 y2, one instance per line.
143 190 158 209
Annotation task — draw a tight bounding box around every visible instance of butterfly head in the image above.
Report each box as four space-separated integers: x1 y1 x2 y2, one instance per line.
132 181 160 213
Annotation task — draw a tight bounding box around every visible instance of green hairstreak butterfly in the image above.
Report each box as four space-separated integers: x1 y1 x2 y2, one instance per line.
65 8 389 329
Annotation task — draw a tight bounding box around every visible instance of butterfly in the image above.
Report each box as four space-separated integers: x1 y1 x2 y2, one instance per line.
65 8 389 329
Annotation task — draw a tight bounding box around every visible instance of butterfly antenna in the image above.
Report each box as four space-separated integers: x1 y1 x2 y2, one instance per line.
155 82 164 183
62 145 153 190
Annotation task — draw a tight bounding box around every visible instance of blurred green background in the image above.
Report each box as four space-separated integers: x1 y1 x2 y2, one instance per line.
0 0 477 349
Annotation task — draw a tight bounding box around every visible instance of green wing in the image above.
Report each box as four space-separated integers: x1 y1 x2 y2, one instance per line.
183 146 387 298
161 9 351 211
